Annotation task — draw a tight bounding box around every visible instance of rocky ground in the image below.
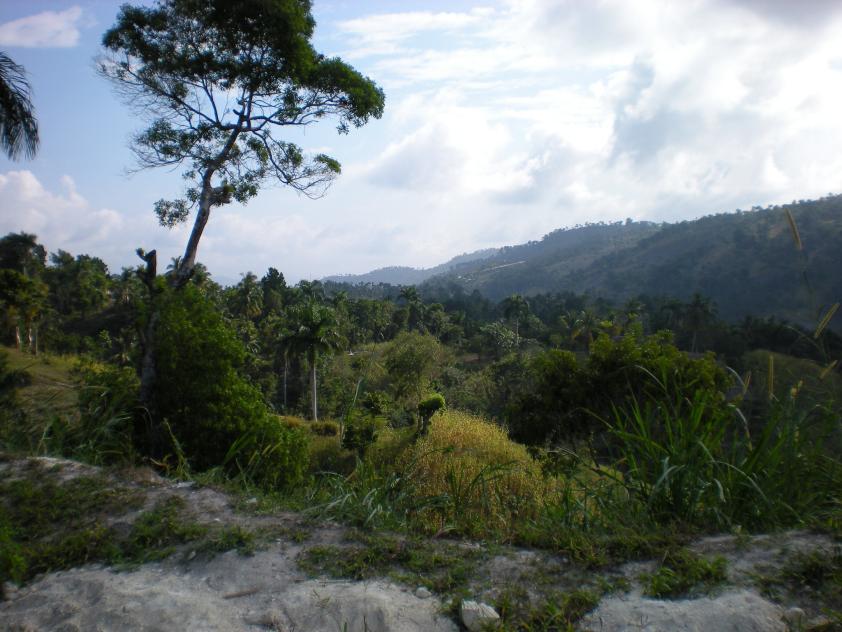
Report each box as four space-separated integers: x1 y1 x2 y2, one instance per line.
1 456 840 631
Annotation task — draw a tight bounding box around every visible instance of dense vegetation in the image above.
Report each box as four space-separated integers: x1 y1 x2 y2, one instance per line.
333 196 842 330
1 212 840 550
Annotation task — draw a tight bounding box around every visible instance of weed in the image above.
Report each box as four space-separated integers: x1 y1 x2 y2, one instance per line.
642 548 727 598
123 497 208 563
298 532 484 595
495 588 600 631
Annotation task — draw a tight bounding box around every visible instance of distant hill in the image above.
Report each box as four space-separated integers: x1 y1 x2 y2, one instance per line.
323 248 499 286
329 196 842 327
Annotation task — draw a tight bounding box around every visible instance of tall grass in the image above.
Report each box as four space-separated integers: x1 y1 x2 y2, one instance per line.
603 373 842 531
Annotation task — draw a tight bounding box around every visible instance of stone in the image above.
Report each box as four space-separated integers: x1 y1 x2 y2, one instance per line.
782 607 805 627
414 586 432 599
460 600 500 632
578 589 785 632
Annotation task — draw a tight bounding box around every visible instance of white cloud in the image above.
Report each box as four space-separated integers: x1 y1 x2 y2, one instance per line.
0 170 186 273
0 7 83 48
340 0 842 233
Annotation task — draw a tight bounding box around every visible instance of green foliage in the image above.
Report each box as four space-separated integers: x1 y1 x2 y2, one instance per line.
152 284 273 470
0 507 26 596
69 361 139 464
310 420 340 436
383 331 450 413
224 417 309 491
341 415 378 455
418 393 445 422
506 331 733 444
643 549 727 598
604 376 842 530
122 496 207 562
298 531 483 595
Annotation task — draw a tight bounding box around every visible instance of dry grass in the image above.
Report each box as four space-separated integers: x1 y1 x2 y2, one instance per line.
399 410 553 537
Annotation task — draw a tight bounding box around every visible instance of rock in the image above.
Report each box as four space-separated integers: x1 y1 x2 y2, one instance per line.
782 607 805 627
460 600 500 632
578 589 785 632
414 586 432 599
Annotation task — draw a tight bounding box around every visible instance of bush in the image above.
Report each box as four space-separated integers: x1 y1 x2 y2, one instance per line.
224 417 309 490
151 285 272 470
70 361 139 464
342 415 378 456
278 415 306 430
310 420 340 436
399 410 551 538
417 393 445 433
308 434 356 475
505 331 733 444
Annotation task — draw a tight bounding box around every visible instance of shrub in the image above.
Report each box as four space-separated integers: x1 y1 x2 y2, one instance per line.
70 361 139 464
278 415 306 430
224 417 309 490
308 434 356 475
417 393 445 433
342 415 379 456
399 410 551 538
151 285 272 470
310 420 340 436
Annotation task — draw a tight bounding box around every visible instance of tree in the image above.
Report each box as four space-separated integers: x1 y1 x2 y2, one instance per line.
501 294 529 346
99 0 384 425
0 52 39 160
283 301 341 421
100 0 384 285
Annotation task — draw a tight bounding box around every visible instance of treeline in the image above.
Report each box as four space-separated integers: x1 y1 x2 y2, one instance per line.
2 230 840 446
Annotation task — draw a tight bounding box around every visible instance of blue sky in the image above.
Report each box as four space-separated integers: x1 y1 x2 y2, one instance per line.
2 1 842 284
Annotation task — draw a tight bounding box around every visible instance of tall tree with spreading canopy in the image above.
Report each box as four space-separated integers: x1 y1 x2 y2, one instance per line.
98 0 384 425
0 52 39 160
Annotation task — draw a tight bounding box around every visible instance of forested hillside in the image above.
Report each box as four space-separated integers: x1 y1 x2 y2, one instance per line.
334 196 842 328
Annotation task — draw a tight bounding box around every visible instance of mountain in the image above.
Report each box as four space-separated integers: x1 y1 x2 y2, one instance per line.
323 248 499 286
329 196 842 327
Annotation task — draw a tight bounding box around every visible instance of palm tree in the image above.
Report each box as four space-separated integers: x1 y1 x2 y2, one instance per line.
501 294 529 345
283 301 341 421
0 52 39 160
685 293 717 352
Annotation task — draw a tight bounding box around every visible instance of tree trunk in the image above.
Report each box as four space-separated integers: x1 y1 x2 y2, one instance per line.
283 353 288 410
14 324 21 350
33 324 38 356
26 321 33 354
135 249 165 456
310 348 318 421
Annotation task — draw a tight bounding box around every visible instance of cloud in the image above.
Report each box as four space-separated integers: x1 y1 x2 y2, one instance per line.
343 0 842 227
0 7 83 48
0 170 183 273
337 9 491 58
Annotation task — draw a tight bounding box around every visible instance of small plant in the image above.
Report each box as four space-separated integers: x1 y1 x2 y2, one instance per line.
643 548 727 598
417 392 445 435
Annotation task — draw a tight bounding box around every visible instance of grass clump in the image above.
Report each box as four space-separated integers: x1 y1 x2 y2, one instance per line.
642 548 727 598
495 587 601 631
400 410 551 538
298 531 484 595
122 496 207 563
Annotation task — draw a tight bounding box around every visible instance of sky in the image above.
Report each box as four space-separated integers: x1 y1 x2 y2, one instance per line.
1 0 842 285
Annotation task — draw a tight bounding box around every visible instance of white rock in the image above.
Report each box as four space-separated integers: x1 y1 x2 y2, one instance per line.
578 589 785 632
414 586 432 599
460 600 500 632
782 607 805 627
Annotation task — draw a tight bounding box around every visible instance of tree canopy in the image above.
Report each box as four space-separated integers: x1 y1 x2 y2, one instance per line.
100 0 385 284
